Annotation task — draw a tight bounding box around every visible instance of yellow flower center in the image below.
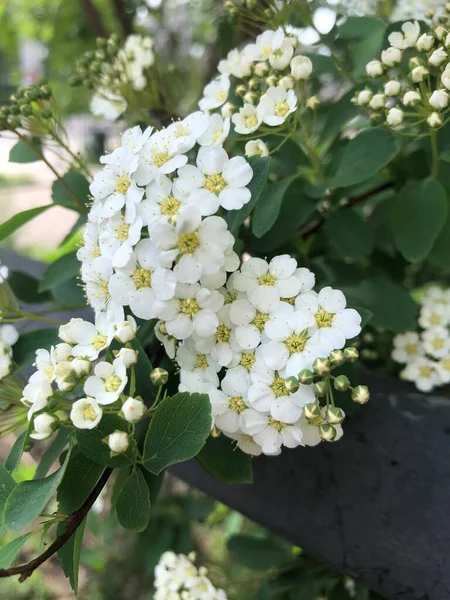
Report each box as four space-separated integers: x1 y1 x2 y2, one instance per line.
281 296 296 305
268 416 286 431
419 366 433 378
432 338 445 350
252 311 269 331
179 298 200 317
177 231 200 255
213 130 224 141
270 377 288 397
245 114 259 128
105 374 122 392
224 290 237 305
441 358 450 371
195 354 208 369
115 174 131 194
405 343 418 355
216 324 231 343
83 404 98 421
274 102 290 117
92 246 101 258
285 331 309 354
132 267 152 289
229 395 246 413
92 334 107 351
240 352 256 371
204 173 227 195
160 196 181 217
115 222 130 241
152 151 170 168
430 313 442 325
260 46 272 59
216 90 227 103
257 273 276 286
315 308 335 328
174 123 190 137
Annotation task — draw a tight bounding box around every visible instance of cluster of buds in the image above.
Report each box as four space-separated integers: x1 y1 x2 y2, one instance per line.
70 35 122 91
223 0 275 22
0 80 55 134
298 347 370 442
355 13 450 130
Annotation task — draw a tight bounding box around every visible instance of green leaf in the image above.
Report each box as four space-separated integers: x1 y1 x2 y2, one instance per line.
140 468 165 504
0 463 16 530
227 535 291 571
52 171 90 211
39 251 80 292
325 210 374 259
9 137 42 163
252 177 295 238
390 180 447 263
51 276 85 305
142 392 212 475
13 328 59 367
131 337 156 399
76 414 135 468
197 435 253 484
429 195 450 270
34 429 70 480
0 532 34 568
116 468 151 532
57 518 86 594
330 129 398 189
7 271 52 304
4 446 72 532
351 22 386 78
338 16 385 39
350 306 373 329
321 88 359 143
57 452 104 514
5 430 30 472
226 157 271 234
0 205 52 243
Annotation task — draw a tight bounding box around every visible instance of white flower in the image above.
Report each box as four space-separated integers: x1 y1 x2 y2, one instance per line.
30 413 56 440
155 321 177 359
99 214 143 268
384 80 401 96
119 35 154 90
242 410 303 454
245 139 269 157
198 114 230 146
411 66 428 82
22 371 53 415
356 90 373 106
402 90 421 106
232 104 262 134
82 258 123 320
107 430 129 453
134 128 188 186
0 344 12 380
388 21 420 49
422 326 450 358
225 432 262 456
429 90 449 109
199 74 230 112
149 207 234 284
369 93 385 110
429 47 447 67
84 358 128 405
109 239 177 320
442 65 450 90
71 314 115 360
0 324 19 347
245 29 285 62
290 55 313 80
422 286 450 308
122 397 145 422
35 343 72 381
175 146 252 214
0 260 9 282
257 86 297 126
176 338 220 385
401 358 440 392
416 33 434 52
218 48 252 78
419 303 450 328
437 356 450 384
386 107 404 127
138 175 188 226
77 223 103 269
168 111 210 154
114 316 138 344
90 91 127 121
155 283 224 340
381 47 402 66
229 298 274 350
269 40 294 70
392 332 424 363
365 60 383 78
193 305 240 367
210 369 250 433
70 398 103 429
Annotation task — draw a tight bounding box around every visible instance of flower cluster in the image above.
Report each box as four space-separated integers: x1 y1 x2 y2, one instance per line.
356 13 450 130
154 551 227 600
392 286 450 392
0 263 19 381
72 34 156 121
199 28 315 156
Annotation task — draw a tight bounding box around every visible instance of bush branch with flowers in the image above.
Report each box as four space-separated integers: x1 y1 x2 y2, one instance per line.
1 0 450 595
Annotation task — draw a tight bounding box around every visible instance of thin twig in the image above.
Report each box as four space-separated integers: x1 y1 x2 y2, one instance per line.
0 468 113 581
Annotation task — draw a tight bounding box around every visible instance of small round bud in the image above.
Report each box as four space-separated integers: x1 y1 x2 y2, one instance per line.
254 61 269 77
117 347 138 368
235 84 247 98
107 430 129 453
285 376 299 393
243 91 258 105
265 74 278 87
319 423 337 441
72 357 92 378
313 357 330 375
326 406 345 424
221 101 237 117
150 367 169 386
279 75 294 90
314 380 328 397
344 347 359 362
114 317 137 344
436 26 446 40
306 95 320 110
428 111 443 128
333 375 350 392
298 369 314 385
304 401 321 420
248 77 260 91
41 108 52 119
57 376 77 393
329 350 345 366
351 385 370 404
20 105 32 117
40 85 51 99
122 397 145 422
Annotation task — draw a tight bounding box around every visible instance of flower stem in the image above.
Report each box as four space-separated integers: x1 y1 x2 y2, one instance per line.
430 130 439 179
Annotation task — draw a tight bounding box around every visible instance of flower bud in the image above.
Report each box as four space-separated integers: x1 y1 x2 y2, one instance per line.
329 350 345 366
243 91 258 105
279 75 294 90
117 347 138 368
436 26 446 41
429 89 449 109
429 47 447 67
356 90 372 106
416 33 434 52
445 32 450 49
304 401 321 420
344 347 359 362
235 84 247 98
319 423 337 441
306 95 320 110
369 93 385 110
313 358 330 375
411 65 428 82
386 107 404 127
403 90 421 106
248 77 260 91
290 55 313 80
314 380 327 397
365 60 383 78
265 75 278 87
298 368 314 384
381 47 402 66
150 367 169 386
30 413 56 440
122 397 145 422
334 374 350 392
107 430 129 453
384 80 401 96
326 406 345 424
245 139 269 157
57 376 77 392
285 376 299 393
351 385 370 404
72 357 92 378
114 316 137 344
427 111 442 127
53 343 72 363
254 61 269 77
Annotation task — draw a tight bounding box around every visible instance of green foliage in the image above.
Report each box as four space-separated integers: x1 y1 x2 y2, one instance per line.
0 532 34 568
0 463 16 530
142 392 212 475
9 137 42 163
0 205 52 243
12 328 60 367
252 176 297 238
76 415 135 468
57 518 86 594
7 271 52 304
34 429 70 480
197 435 253 484
116 468 151 532
52 171 90 212
57 451 104 514
325 210 374 260
227 534 292 571
39 250 80 292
